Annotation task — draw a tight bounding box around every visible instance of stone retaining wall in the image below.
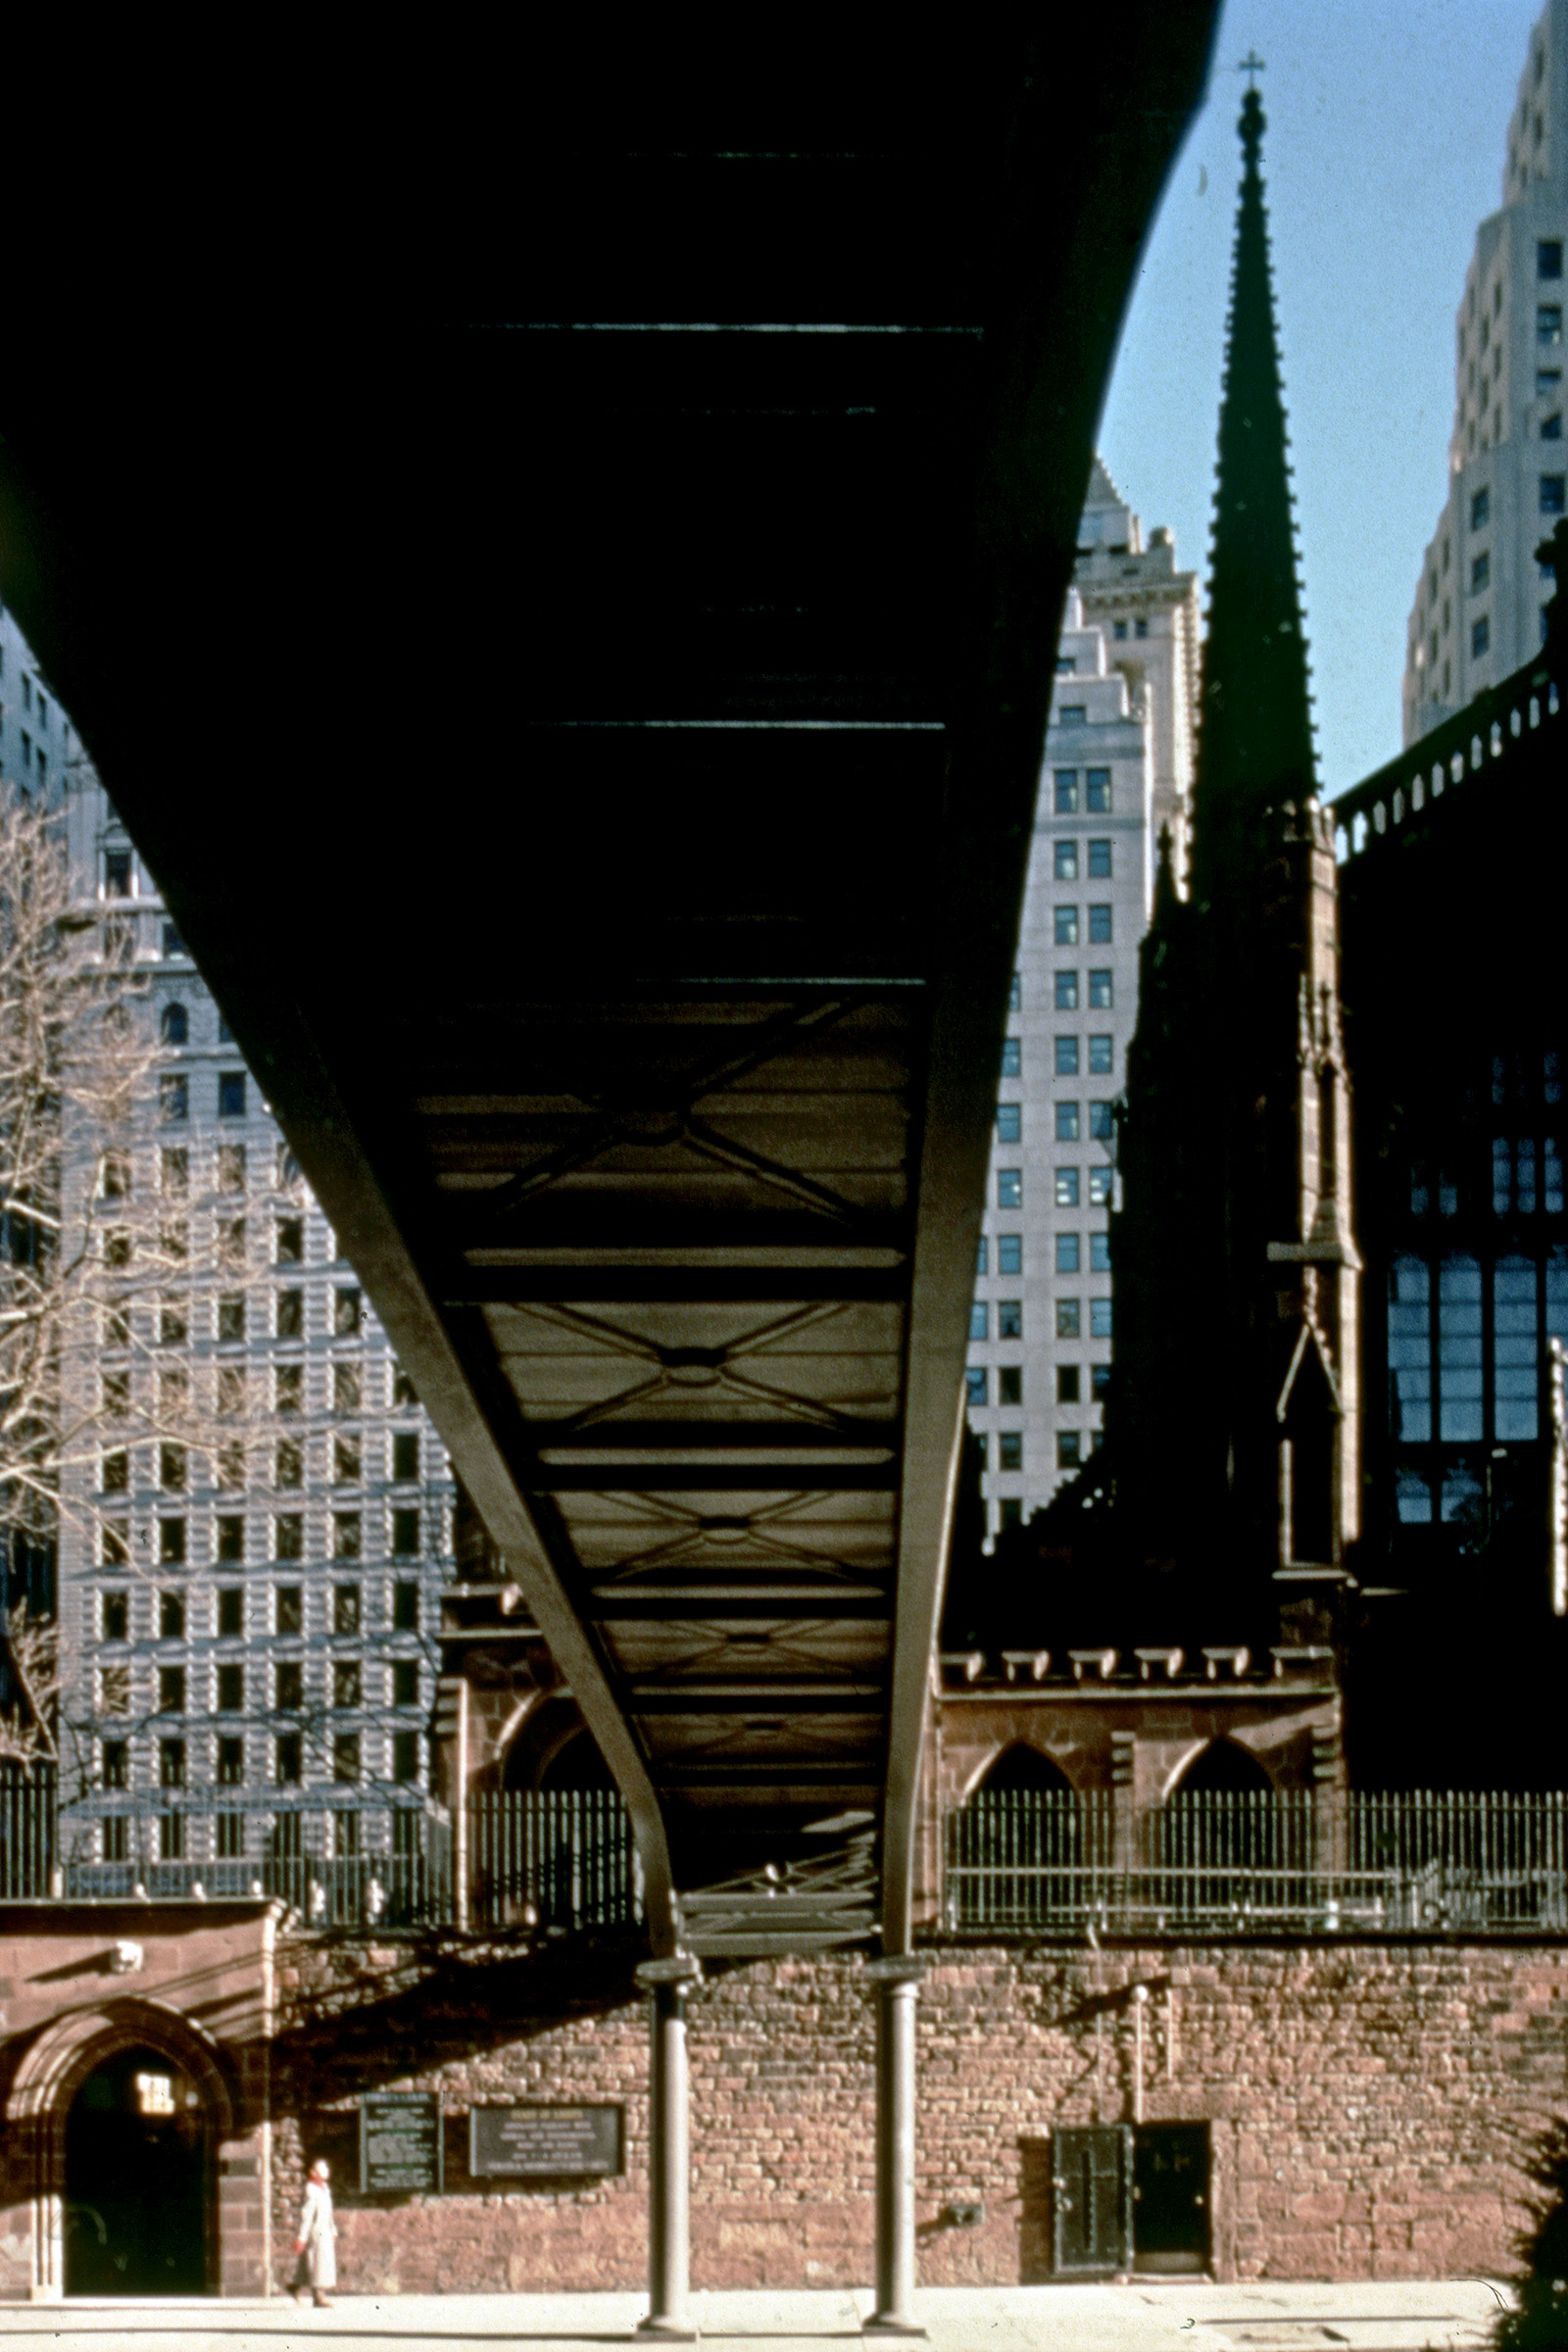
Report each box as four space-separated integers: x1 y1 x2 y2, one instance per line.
270 1933 1568 2291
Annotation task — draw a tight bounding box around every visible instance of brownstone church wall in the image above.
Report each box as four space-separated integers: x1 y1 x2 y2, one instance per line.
271 1934 1568 2291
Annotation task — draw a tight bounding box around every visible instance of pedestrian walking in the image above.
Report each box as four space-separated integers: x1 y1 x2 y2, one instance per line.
291 2156 337 2307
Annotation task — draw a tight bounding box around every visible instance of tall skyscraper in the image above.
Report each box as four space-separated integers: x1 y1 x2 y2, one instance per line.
0 711 459 1892
1403 0 1568 742
966 486 1199 1539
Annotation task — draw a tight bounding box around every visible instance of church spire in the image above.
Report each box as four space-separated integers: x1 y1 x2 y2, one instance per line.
1191 85 1315 907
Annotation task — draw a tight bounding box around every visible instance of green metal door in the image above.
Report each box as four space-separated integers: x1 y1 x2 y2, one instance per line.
1052 2125 1131 2275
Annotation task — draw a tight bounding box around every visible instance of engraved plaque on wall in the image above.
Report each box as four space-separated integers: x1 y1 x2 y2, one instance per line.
360 2091 444 2193
468 2102 624 2179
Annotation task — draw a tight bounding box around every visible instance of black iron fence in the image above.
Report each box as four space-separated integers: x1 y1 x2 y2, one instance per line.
944 1788 1568 1935
0 1761 56 1896
467 1788 642 1934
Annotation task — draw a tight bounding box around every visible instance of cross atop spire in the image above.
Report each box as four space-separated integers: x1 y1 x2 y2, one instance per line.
1237 49 1266 89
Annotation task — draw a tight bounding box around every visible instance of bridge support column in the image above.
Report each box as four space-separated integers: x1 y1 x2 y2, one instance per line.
864 1955 927 2336
636 1956 702 2339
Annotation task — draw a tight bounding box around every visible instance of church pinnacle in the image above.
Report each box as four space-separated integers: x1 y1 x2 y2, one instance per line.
1191 84 1316 908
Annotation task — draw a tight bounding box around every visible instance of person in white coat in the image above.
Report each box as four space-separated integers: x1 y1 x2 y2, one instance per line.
292 2157 337 2307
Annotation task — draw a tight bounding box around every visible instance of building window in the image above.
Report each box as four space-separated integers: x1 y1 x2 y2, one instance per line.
1133 617 1149 641
333 1734 362 1785
1113 619 1128 641
102 1740 128 1788
159 1591 185 1641
274 1364 304 1414
334 1432 362 1483
975 1238 988 1278
999 1299 1022 1339
1091 1363 1112 1401
275 1215 304 1264
392 1431 420 1483
334 1582 362 1634
1088 905 1113 945
996 1103 1021 1143
160 1813 185 1861
998 1433 1023 1471
161 1002 188 1046
1089 1102 1115 1142
1088 968 1112 1009
1472 614 1491 658
392 1508 420 1556
334 1361 362 1413
1055 1233 1081 1275
333 1659 363 1708
163 922 187 957
333 1511 362 1560
1545 414 1563 440
159 1734 185 1782
1055 1168 1080 1207
217 1291 246 1343
393 1732 420 1785
1057 705 1087 727
1056 1366 1080 1403
217 1663 245 1712
217 1585 244 1633
98 1663 130 1716
276 1439 304 1489
999 1499 1022 1531
1056 1299 1081 1339
998 1367 1022 1407
1541 240 1563 280
1090 1233 1112 1273
1086 769 1111 812
969 1302 988 1343
276 1736 303 1785
334 1287 363 1337
103 847 133 898
217 1811 245 1854
1543 473 1567 514
1054 771 1079 814
1090 1298 1113 1339
1054 840 1078 882
218 1217 246 1270
394 1660 420 1708
218 1071 246 1118
101 1817 128 1861
997 1168 1022 1207
101 1448 128 1494
1471 551 1490 592
160 1074 188 1123
1056 1433 1082 1470
275 1660 304 1711
1087 839 1112 879
275 1289 304 1340
217 1738 244 1786
998 1235 1023 1276
1088 1035 1114 1075
159 1515 186 1563
274 1583 303 1632
100 1590 129 1642
1470 486 1490 529
393 1581 419 1632
1494 1255 1539 1441
1054 970 1078 1011
1541 368 1562 398
1007 970 1021 1010
1054 1036 1080 1077
1054 906 1079 947
1055 1102 1081 1143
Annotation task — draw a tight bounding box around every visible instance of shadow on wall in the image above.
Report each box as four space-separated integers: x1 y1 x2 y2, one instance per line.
1494 2116 1568 2348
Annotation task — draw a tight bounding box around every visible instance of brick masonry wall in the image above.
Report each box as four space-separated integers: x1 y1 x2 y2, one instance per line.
269 1933 1568 2292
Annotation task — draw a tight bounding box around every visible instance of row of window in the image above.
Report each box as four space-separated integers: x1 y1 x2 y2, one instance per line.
1052 769 1114 814
973 1428 1104 1475
97 1495 431 1554
162 1072 248 1121
1408 1139 1566 1219
965 1360 1113 1409
1053 970 1114 1010
120 1144 297 1199
1110 619 1149 643
93 1804 416 1863
98 1579 419 1640
102 1281 364 1340
1050 838 1114 881
1053 905 1114 946
100 1732 421 1794
101 1656 422 1715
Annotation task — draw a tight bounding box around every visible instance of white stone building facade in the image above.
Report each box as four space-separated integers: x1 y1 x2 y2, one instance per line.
1403 0 1568 741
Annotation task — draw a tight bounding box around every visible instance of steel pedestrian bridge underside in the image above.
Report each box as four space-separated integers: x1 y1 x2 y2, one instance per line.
0 23 1217 1959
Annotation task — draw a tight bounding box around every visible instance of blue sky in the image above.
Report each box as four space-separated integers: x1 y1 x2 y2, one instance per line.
1097 0 1543 797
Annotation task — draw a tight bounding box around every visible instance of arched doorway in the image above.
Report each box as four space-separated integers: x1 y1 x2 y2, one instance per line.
64 2043 208 2295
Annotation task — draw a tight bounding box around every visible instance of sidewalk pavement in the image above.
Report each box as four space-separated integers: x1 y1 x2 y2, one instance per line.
0 2280 1514 2352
